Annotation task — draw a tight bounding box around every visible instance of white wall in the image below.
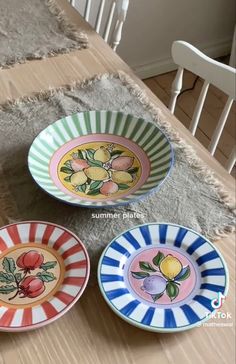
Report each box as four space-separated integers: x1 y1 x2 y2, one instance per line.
74 0 236 78
117 0 236 78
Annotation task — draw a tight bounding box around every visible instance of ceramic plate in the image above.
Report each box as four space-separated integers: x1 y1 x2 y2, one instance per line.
98 223 229 333
0 221 90 332
28 111 173 207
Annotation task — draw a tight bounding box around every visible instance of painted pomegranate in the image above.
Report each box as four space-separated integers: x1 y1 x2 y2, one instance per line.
111 156 134 171
141 275 166 295
16 250 44 272
18 276 45 298
100 181 119 195
71 159 89 172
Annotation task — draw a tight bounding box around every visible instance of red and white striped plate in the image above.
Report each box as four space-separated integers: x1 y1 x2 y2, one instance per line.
0 221 90 331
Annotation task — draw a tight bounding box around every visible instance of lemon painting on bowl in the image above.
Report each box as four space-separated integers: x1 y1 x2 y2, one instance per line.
28 111 174 207
58 142 141 199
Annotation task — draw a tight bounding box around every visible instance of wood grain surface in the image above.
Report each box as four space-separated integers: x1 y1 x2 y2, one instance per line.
0 1 235 363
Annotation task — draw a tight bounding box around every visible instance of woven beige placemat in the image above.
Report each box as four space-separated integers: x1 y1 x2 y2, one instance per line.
0 72 235 280
0 0 88 68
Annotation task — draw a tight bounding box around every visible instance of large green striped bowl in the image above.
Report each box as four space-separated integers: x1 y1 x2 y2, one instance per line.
28 111 174 207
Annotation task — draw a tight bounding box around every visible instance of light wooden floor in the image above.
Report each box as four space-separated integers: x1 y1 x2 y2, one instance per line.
144 69 236 174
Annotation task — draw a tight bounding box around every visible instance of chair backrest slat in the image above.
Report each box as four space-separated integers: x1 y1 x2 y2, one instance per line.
169 67 184 114
169 40 236 173
104 1 116 42
84 0 92 22
95 0 106 33
189 80 209 136
226 146 236 173
111 0 129 51
208 97 234 156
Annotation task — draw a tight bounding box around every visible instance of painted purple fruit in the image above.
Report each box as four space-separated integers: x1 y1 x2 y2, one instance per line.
141 275 166 295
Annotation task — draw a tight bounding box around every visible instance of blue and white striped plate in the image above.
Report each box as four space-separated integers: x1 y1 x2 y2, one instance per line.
98 223 229 332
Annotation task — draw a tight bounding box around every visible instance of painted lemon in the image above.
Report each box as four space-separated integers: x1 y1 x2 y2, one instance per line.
159 255 182 280
84 167 109 181
111 171 133 184
94 147 111 163
70 171 87 186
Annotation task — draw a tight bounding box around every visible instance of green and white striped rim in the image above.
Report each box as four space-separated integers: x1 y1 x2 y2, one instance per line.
28 111 174 207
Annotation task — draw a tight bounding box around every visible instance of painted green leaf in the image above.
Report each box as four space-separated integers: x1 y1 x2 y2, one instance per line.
40 261 57 271
90 181 103 190
15 273 22 283
117 184 130 190
111 150 123 157
64 175 71 182
87 189 101 196
0 271 14 283
175 266 191 281
151 292 164 302
127 167 139 174
60 166 73 174
152 251 165 267
2 257 16 274
88 160 103 167
77 184 86 193
131 271 150 279
166 282 179 301
65 160 72 168
0 284 17 294
77 150 84 159
86 149 95 160
139 261 156 272
37 271 56 282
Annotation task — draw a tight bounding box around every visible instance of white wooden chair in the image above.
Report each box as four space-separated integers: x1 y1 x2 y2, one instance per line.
69 0 129 51
169 40 236 173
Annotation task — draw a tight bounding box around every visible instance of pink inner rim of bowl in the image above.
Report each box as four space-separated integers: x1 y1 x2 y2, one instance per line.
49 134 151 202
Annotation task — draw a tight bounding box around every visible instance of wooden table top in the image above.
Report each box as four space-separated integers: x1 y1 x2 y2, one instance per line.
0 1 235 363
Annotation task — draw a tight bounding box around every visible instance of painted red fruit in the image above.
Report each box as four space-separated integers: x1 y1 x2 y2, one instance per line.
111 156 134 171
19 276 45 298
71 159 89 172
100 181 119 195
16 250 44 271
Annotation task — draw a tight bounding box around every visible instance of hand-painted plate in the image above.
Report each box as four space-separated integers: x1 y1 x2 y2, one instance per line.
98 223 229 333
0 221 90 332
28 111 174 207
